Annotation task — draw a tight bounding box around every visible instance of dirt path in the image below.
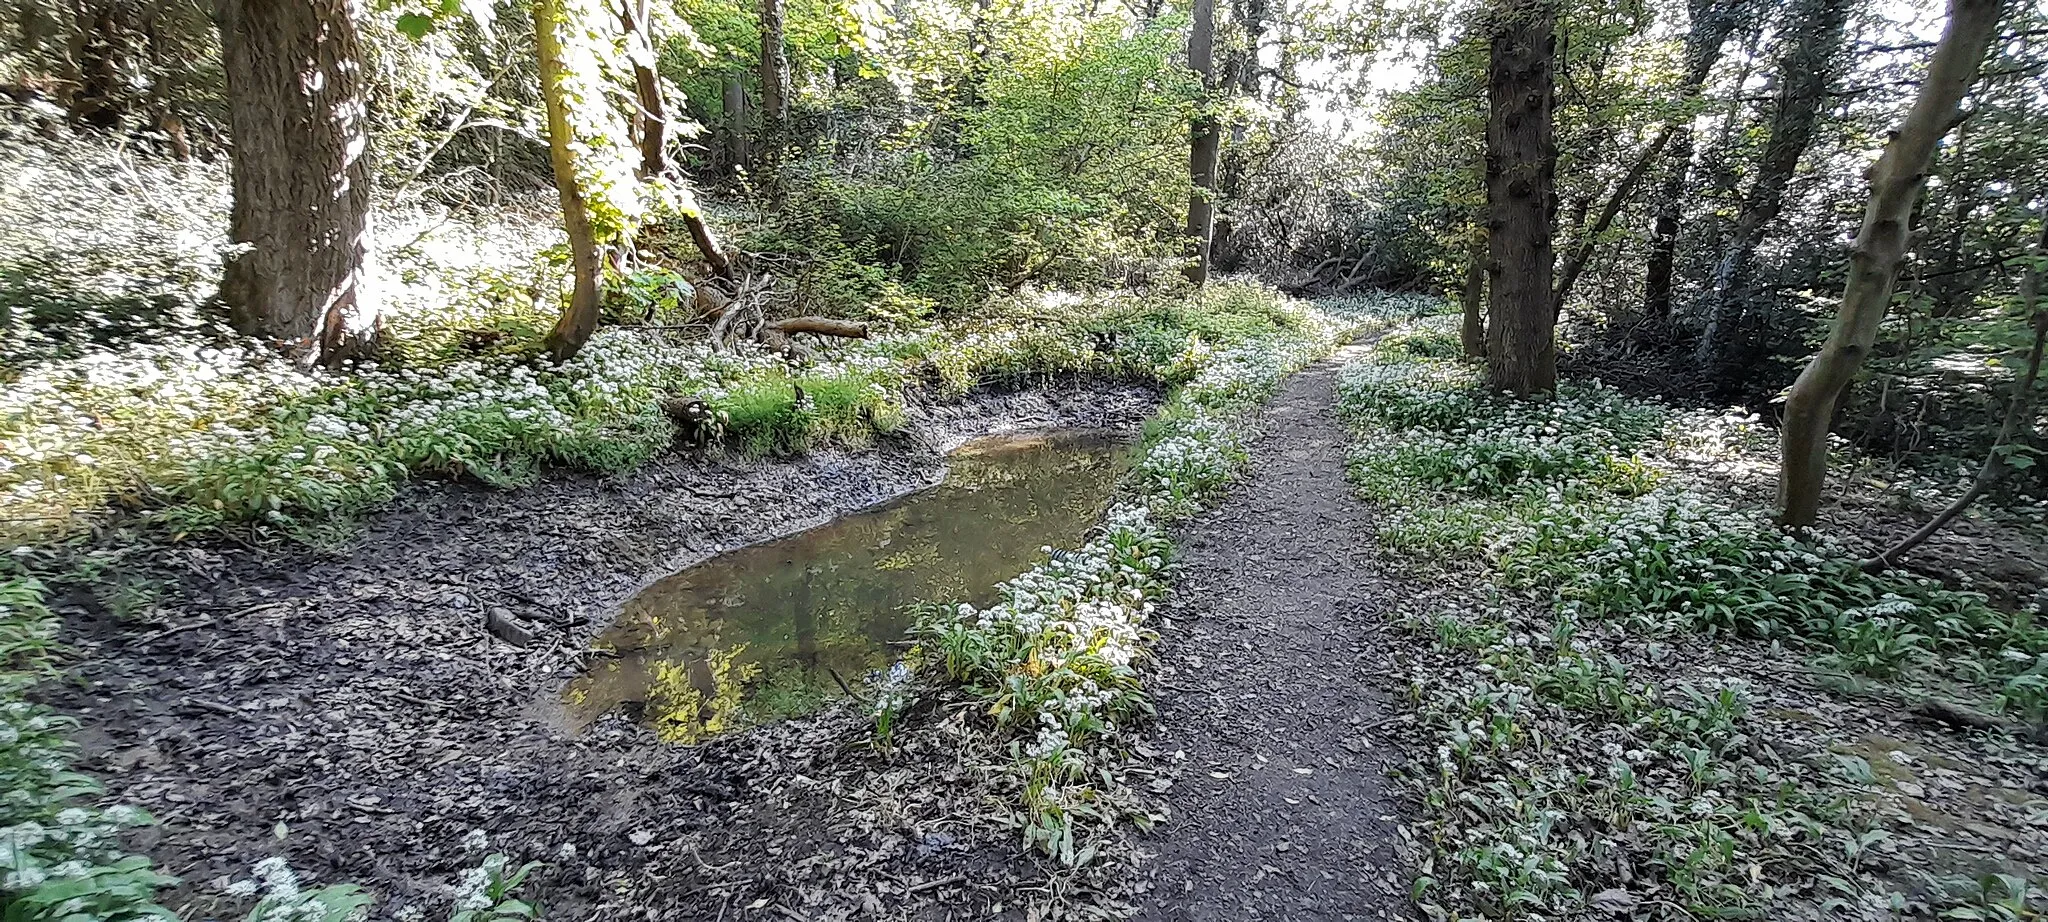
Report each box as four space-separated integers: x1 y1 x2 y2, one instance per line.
1137 347 1414 921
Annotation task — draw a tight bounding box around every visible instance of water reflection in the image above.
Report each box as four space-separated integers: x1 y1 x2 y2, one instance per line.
565 430 1127 742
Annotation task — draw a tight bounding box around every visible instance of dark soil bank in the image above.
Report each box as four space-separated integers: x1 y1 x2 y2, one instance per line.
1135 350 1416 922
49 385 1155 921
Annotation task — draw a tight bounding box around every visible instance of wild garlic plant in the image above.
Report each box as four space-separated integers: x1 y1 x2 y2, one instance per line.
226 857 372 922
1338 319 2046 919
1 281 1367 544
1335 336 2047 692
446 834 541 922
1 576 175 922
911 290 1422 864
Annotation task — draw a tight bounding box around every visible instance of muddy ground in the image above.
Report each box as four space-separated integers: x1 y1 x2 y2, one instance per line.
46 384 1159 922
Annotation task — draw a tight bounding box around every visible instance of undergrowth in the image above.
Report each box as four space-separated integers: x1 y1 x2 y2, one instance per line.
0 566 549 920
0 280 1350 546
1336 319 2048 919
0 573 175 921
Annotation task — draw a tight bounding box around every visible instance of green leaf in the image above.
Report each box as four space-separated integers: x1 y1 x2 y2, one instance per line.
394 12 434 37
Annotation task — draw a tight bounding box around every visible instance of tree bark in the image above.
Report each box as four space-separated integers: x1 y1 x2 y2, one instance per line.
71 0 135 129
1927 121 1979 319
1863 224 2045 570
1642 125 1693 317
218 0 378 367
1183 0 1220 285
1211 0 1268 272
617 0 667 179
140 1 191 159
1272 0 1303 120
1483 0 1558 396
1550 124 1672 316
1697 0 1850 364
615 1 734 283
1777 0 2007 527
536 0 605 362
1461 229 1487 357
756 0 790 167
721 76 748 176
683 206 734 282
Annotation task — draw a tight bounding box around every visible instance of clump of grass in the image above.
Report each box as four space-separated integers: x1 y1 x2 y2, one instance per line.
716 370 906 457
5 276 1393 545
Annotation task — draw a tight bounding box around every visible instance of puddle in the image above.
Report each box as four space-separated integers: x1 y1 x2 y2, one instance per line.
564 430 1128 742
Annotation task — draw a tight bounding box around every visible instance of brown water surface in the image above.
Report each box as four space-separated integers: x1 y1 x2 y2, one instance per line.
565 430 1126 741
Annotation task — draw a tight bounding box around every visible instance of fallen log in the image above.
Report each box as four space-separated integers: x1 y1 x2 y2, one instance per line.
767 317 868 339
757 316 868 354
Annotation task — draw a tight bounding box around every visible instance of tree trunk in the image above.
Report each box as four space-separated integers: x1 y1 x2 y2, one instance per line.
1696 26 1762 274
1777 0 2006 527
616 2 734 283
1697 0 1850 364
1272 0 1303 119
141 2 191 159
1461 229 1487 358
218 0 378 368
71 0 135 129
1928 121 1978 318
1550 124 1672 317
536 0 604 362
684 206 735 282
1212 0 1267 273
1232 0 1266 96
1483 0 1558 396
721 76 749 176
1183 0 1220 285
1642 125 1693 317
618 0 668 179
756 0 790 167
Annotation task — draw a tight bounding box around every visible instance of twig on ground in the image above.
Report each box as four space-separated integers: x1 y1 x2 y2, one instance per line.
905 874 967 895
181 697 251 720
138 617 215 644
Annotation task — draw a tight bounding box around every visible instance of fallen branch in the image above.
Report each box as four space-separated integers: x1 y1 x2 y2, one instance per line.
138 617 216 644
1911 697 2005 732
767 317 867 339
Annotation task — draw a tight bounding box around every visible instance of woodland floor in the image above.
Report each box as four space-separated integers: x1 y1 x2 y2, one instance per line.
44 383 1162 922
54 344 2045 921
1133 347 1417 922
